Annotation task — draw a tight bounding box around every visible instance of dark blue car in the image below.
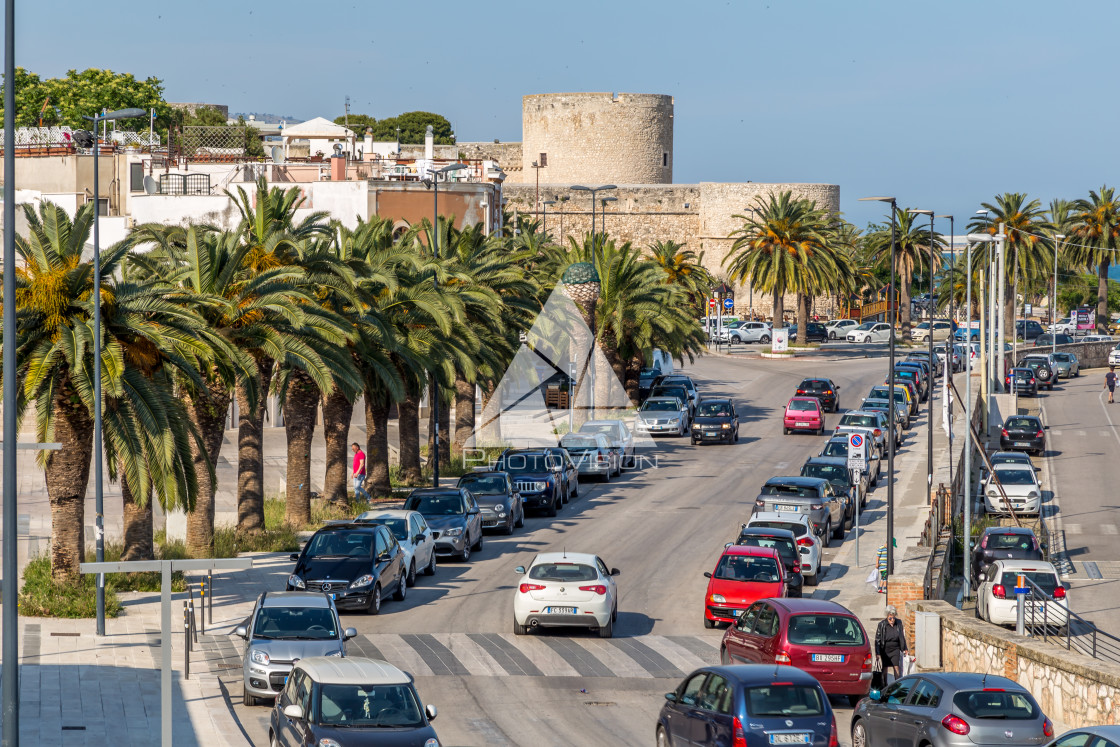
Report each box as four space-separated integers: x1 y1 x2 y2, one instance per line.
656 664 837 747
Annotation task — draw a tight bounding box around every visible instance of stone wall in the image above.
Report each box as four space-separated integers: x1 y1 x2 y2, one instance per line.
1014 340 1116 370
399 141 522 176
908 600 1120 728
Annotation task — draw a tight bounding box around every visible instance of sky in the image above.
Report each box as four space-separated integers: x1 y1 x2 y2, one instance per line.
11 0 1120 233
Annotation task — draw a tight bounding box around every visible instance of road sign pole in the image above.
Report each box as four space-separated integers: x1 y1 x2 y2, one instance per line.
1015 573 1028 636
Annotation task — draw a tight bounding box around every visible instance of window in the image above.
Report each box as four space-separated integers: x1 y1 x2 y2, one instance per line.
786 614 865 646
698 674 733 714
678 673 708 706
374 530 387 557
253 606 338 640
130 162 144 192
1050 734 1096 747
882 677 916 704
409 516 422 539
662 152 668 167
319 683 424 727
282 670 301 703
714 554 779 582
952 689 1040 720
908 679 942 707
737 603 762 632
458 475 508 494
753 604 778 637
528 563 597 582
745 684 825 717
295 670 313 713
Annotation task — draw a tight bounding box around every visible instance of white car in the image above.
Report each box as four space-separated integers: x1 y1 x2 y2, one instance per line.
729 321 772 344
846 322 892 343
982 463 1042 516
635 396 689 436
825 319 858 340
512 552 620 637
977 559 1069 630
910 320 952 342
1048 318 1075 335
1109 344 1120 367
355 509 437 586
745 512 824 586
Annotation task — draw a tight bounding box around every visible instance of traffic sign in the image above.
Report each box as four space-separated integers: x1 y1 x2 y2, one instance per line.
847 433 866 471
709 298 717 309
723 297 734 310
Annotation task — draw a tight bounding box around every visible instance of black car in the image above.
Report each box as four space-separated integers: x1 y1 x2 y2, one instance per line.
731 526 803 598
999 415 1047 455
788 322 828 342
287 523 406 615
690 398 739 444
1005 367 1039 396
799 456 857 532
905 352 940 377
455 471 523 535
404 488 484 562
970 527 1045 588
1016 319 1045 341
1019 355 1055 390
658 375 700 411
638 366 662 401
795 378 840 412
495 449 564 517
1035 333 1073 347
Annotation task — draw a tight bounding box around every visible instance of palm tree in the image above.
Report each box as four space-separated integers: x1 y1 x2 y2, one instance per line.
1047 199 1079 323
866 210 944 336
1069 187 1120 333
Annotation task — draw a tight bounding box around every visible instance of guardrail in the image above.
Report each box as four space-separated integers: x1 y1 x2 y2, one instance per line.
1022 575 1120 664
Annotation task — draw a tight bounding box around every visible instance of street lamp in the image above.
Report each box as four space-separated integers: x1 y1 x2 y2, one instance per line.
910 209 935 498
542 199 557 235
860 196 898 578
571 185 617 256
81 106 146 637
1052 233 1065 355
2 1 16 737
424 162 468 487
938 214 955 490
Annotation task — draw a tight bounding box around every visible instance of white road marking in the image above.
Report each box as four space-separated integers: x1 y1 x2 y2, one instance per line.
373 635 435 676
1064 523 1081 535
433 632 507 677
1053 430 1063 436
500 634 580 677
1102 524 1118 535
775 462 789 470
579 638 653 678
1077 430 1087 437
642 634 715 672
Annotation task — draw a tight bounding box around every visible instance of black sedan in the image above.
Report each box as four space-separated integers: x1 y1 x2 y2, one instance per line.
1005 367 1039 396
795 377 841 412
970 526 1045 588
690 398 739 444
788 321 829 342
287 523 406 614
999 415 1047 455
456 471 524 535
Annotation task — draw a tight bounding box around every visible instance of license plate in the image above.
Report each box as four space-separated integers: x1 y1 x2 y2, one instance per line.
777 504 800 512
330 593 336 600
1015 442 1030 447
796 422 810 427
811 653 844 663
769 734 811 745
545 606 576 614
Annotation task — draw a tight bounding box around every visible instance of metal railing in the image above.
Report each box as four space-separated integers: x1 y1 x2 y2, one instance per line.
1021 575 1120 664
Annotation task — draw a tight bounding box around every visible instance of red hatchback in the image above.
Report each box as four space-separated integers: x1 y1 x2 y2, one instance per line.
784 396 825 435
703 546 786 628
719 598 872 705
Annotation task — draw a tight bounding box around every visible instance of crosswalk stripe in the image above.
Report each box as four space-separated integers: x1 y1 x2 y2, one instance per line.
1101 525 1118 535
1064 523 1082 535
642 635 714 673
1077 430 1087 436
432 632 507 677
403 633 470 676
540 636 614 677
370 635 434 676
501 634 581 677
578 638 652 678
613 637 686 678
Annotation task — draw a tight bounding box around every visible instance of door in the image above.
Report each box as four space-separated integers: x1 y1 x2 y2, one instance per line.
277 671 313 746
668 672 710 744
751 603 781 663
595 556 617 611
868 677 916 747
694 673 735 746
466 492 483 541
724 603 764 662
373 528 393 591
895 678 942 747
410 515 430 568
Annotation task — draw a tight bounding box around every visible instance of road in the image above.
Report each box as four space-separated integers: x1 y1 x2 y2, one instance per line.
229 352 935 746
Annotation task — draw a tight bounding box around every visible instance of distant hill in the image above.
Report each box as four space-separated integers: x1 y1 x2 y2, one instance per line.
230 112 303 125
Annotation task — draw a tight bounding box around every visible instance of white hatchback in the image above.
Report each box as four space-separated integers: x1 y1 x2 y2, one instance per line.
745 512 823 585
977 559 1069 630
982 463 1042 516
512 552 620 638
355 509 437 587
846 322 892 343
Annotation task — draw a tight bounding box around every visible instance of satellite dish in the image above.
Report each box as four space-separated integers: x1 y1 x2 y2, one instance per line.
143 175 159 195
271 146 283 164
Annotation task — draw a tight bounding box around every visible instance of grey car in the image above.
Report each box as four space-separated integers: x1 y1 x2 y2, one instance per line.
1049 351 1080 378
559 432 618 480
851 672 1053 747
236 591 357 706
455 471 525 534
1045 726 1120 747
404 488 484 562
752 476 846 547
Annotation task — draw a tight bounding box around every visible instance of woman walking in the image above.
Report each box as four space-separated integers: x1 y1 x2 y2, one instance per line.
875 606 909 683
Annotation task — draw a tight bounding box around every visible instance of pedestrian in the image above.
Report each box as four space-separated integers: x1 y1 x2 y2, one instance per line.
351 442 370 502
876 543 888 593
1106 367 1116 404
875 606 909 682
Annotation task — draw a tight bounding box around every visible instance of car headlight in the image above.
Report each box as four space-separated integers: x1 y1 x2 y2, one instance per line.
535 481 548 491
668 416 680 423
288 574 305 589
1028 492 1039 501
444 527 463 537
326 650 343 658
350 574 375 588
319 739 343 747
710 594 726 603
497 509 507 517
424 740 440 747
250 649 270 666
493 505 504 513
988 490 998 497
721 423 731 429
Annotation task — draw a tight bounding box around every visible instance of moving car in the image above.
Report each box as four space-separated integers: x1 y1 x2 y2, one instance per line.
636 396 689 437
851 673 1054 747
970 526 1044 589
1110 343 1120 367
983 463 1043 516
237 592 356 706
638 366 662 401
580 419 635 469
702 545 787 628
795 378 841 412
999 415 1047 456
454 471 525 534
911 320 952 342
286 523 407 614
753 476 845 547
560 432 619 481
1005 367 1039 397
495 448 571 516
404 488 484 562
1049 352 1080 378
657 375 700 412
691 398 740 444
746 512 823 585
729 321 772 344
656 665 838 747
512 552 620 637
719 598 872 706
650 384 696 422
732 526 804 598
977 559 1069 630
269 657 440 747
354 508 437 584
826 319 858 339
784 396 825 435
847 321 892 343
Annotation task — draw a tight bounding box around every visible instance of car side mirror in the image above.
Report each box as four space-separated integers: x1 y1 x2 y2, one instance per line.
234 625 248 639
343 627 357 640
868 689 882 702
425 704 438 721
978 572 987 582
514 565 526 574
664 692 678 703
724 542 733 549
815 526 824 537
704 571 712 579
289 553 300 562
611 568 621 576
283 704 305 720
413 535 424 544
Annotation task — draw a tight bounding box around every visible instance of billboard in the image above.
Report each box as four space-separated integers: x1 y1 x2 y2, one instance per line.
1075 306 1094 334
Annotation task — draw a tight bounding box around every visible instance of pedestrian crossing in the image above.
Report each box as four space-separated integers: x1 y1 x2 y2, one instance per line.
1061 522 1120 536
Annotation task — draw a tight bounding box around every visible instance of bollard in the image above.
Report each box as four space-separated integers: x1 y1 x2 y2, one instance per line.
187 585 198 646
207 570 213 625
198 580 206 635
183 601 191 680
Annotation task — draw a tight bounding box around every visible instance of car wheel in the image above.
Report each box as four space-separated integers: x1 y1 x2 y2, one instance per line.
691 438 699 445
572 480 580 498
1075 369 1080 377
829 331 836 340
612 604 618 622
852 720 868 747
472 530 483 552
459 543 471 563
598 615 614 638
504 515 515 535
513 618 528 636
425 551 437 576
366 583 382 615
546 497 558 518
833 516 846 540
806 568 819 587
822 519 833 547
783 428 790 435
704 616 716 629
561 482 570 504
243 685 258 707
761 335 771 344
406 560 417 587
394 574 407 601
656 726 671 747
720 647 732 664
515 507 525 528
734 429 739 443
602 467 610 484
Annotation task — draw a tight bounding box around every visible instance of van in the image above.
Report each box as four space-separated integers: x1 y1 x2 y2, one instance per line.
651 348 674 376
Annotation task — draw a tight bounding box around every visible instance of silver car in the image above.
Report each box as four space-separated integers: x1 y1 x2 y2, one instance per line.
559 432 619 481
236 591 356 706
355 508 438 584
852 672 1054 747
634 396 688 437
1048 351 1079 378
579 419 635 468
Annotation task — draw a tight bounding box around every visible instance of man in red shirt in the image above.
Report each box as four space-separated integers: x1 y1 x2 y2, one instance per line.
351 442 370 501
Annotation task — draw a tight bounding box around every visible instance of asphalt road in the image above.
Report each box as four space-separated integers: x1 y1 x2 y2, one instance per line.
231 353 914 747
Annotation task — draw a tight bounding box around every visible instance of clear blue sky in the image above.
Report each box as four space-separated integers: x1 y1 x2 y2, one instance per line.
13 0 1118 232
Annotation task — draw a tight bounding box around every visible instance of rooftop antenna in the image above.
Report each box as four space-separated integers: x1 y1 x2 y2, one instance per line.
562 547 567 559
344 95 350 130
981 672 988 688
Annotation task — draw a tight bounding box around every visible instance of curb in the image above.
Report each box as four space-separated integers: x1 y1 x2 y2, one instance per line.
214 676 258 747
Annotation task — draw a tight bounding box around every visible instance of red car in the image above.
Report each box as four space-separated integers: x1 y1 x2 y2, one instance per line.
703 546 786 628
783 396 825 435
719 597 873 706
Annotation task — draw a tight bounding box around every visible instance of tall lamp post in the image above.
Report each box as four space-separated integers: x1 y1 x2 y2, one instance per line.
910 209 935 495
571 184 617 256
1052 233 1065 355
963 232 994 598
424 162 468 487
938 215 955 489
3 0 17 735
82 106 146 637
860 196 898 577
542 199 557 236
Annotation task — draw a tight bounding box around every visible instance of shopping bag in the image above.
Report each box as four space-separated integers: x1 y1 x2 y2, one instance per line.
902 654 915 676
870 667 885 689
866 568 878 586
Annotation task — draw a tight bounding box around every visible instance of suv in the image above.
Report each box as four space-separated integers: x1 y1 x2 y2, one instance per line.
405 487 484 561
732 526 803 598
495 449 565 516
800 456 858 530
753 476 845 548
826 319 858 339
237 592 356 706
1019 355 1055 391
746 512 823 585
729 321 772 344
286 523 407 615
1016 319 1045 341
455 471 525 534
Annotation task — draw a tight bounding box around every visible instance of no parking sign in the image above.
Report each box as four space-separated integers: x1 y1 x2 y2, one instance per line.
847 433 866 471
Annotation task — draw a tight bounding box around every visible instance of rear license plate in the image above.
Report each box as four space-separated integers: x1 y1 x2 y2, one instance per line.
777 505 800 512
1015 442 1030 447
769 734 811 745
796 422 810 427
811 653 844 663
545 606 576 614
329 593 336 600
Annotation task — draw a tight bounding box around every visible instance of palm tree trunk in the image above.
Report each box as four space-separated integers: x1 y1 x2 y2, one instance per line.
283 368 320 526
453 373 474 457
398 390 423 485
364 389 392 496
321 387 353 505
1098 259 1111 333
439 388 451 467
899 272 913 336
796 293 809 344
45 375 94 583
121 465 154 561
772 291 785 330
185 380 230 556
237 356 273 533
625 353 643 406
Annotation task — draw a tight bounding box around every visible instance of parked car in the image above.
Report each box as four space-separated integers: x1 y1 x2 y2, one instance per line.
638 366 662 401
826 319 859 339
784 396 826 435
819 434 880 492
732 526 804 598
1035 333 1073 347
834 409 895 452
690 398 740 445
990 450 1036 468
795 377 841 412
983 463 1043 516
847 321 892 343
753 476 845 546
911 320 953 342
1042 726 1120 747
237 592 356 706
497 447 578 513
800 456 858 530
635 396 689 437
892 366 927 401
657 375 700 412
746 512 823 585
1080 334 1114 343
866 385 912 428
851 673 1054 747
729 321 772 344
1110 343 1120 367
1019 355 1056 391
970 526 1045 589
703 545 787 628
512 551 620 637
904 353 938 378
560 432 619 481
579 419 635 469
887 374 921 411
719 598 872 706
269 657 440 746
1048 317 1075 335
404 488 484 562
656 664 838 747
454 471 525 534
1016 319 1046 341
860 398 908 438
934 343 965 372
1005 367 1040 397
354 508 437 584
286 523 407 614
999 415 1047 455
977 559 1070 631
788 322 829 342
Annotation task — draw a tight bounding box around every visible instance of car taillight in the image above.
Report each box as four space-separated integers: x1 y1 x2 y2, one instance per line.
873 429 881 438
942 715 970 735
810 503 823 510
797 389 805 394
992 584 1006 599
579 585 607 595
789 565 801 574
1036 430 1045 438
519 583 545 593
1043 718 1054 738
733 716 748 747
825 390 833 395
1001 428 1010 437
1053 586 1066 599
981 535 989 549
775 652 791 664
597 454 608 464
829 716 840 747
1029 378 1035 384
796 537 814 547
861 652 873 670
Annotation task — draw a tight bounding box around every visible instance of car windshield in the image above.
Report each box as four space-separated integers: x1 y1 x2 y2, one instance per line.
497 454 553 474
528 562 597 582
745 684 825 717
653 387 687 401
994 469 1035 485
915 322 930 329
639 368 660 380
998 570 1060 596
991 454 1028 465
377 517 408 541
560 435 600 450
787 400 819 412
641 400 678 412
786 614 866 646
661 378 693 390
801 464 848 483
457 476 507 494
839 414 877 428
581 423 620 438
407 494 465 516
1006 418 1040 430
714 554 779 582
318 683 424 727
988 533 1036 551
821 442 847 458
750 521 806 538
952 690 1040 720
304 531 373 558
1054 354 1070 362
697 402 731 417
252 606 337 640
855 322 876 331
736 536 796 563
761 484 818 498
869 387 906 402
798 380 828 390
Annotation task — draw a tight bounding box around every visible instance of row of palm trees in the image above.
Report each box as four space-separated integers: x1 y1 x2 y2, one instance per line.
5 178 708 584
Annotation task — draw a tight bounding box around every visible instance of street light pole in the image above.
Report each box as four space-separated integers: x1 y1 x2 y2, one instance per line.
938 214 955 489
1052 233 1065 356
571 185 617 260
963 236 976 598
910 209 937 496
996 223 1007 392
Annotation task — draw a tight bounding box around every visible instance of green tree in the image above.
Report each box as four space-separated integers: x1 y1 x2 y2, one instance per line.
335 111 455 144
1 67 169 129
1068 186 1120 333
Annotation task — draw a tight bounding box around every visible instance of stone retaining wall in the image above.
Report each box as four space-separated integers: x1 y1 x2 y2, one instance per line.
907 600 1120 727
1015 340 1116 370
